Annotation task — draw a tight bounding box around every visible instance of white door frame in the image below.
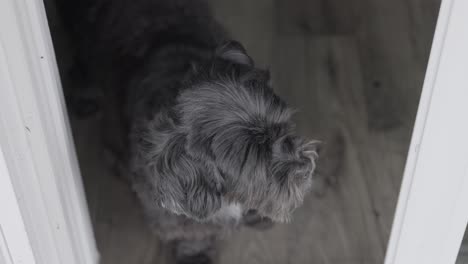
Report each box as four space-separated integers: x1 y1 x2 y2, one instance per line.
0 0 467 263
0 0 98 263
384 0 468 263
0 146 37 264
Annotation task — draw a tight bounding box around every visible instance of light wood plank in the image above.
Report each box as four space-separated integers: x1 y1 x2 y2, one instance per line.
405 0 441 66
357 0 426 132
275 0 361 35
355 0 441 246
305 36 385 262
72 117 161 264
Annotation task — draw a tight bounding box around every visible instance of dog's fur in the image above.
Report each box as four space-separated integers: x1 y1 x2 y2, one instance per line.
56 0 319 262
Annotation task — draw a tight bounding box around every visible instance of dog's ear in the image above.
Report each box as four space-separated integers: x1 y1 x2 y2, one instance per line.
183 161 224 220
141 116 223 221
216 40 254 66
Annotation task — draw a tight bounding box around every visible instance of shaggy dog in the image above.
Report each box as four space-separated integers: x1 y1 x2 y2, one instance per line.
56 0 319 263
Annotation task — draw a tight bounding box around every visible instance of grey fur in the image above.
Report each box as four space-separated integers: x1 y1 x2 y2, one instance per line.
55 0 319 262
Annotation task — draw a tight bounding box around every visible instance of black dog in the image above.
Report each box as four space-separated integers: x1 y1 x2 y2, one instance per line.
56 0 319 263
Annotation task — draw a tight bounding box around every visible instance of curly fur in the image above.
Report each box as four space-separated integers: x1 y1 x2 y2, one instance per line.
56 0 319 262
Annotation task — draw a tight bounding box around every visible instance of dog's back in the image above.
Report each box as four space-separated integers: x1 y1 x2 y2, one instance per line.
56 0 229 156
56 0 225 84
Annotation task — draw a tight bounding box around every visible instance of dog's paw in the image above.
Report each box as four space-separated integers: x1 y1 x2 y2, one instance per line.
176 253 212 264
242 209 274 230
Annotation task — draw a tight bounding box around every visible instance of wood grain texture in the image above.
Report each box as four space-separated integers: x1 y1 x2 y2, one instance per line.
71 117 161 264
275 0 361 35
60 0 442 263
356 0 438 131
355 0 440 245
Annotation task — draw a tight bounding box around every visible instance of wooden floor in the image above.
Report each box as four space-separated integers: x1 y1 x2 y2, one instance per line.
59 0 444 263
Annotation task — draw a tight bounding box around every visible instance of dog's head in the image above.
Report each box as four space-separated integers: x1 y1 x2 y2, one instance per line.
137 41 319 223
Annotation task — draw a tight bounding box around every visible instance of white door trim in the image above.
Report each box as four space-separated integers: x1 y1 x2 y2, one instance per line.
0 148 37 264
0 0 99 263
385 0 468 263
